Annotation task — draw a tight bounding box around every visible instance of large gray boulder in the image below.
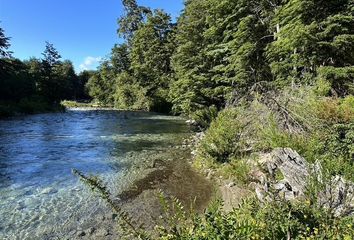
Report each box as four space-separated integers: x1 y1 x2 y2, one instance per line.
267 148 310 199
253 148 354 217
318 176 354 217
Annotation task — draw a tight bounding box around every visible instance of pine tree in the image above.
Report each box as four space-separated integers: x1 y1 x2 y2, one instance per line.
0 25 11 57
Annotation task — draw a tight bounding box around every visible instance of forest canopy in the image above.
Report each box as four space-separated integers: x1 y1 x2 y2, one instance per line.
84 0 354 114
0 28 92 116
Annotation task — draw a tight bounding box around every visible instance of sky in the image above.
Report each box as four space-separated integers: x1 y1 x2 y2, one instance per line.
0 0 184 72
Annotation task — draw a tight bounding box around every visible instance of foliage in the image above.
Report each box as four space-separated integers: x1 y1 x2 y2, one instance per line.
315 96 354 124
0 31 89 117
191 105 218 130
86 61 116 106
217 158 251 185
0 25 11 57
87 8 176 113
114 72 150 110
158 198 354 240
197 108 248 163
72 169 151 240
75 168 354 240
117 0 151 40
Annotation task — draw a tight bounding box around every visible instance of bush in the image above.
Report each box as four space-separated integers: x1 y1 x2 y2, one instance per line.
156 197 354 240
315 96 354 124
0 102 14 117
17 97 53 114
197 108 247 163
0 97 61 117
191 105 219 130
218 157 251 184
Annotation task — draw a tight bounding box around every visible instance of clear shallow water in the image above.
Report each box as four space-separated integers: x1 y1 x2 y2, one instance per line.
0 110 190 239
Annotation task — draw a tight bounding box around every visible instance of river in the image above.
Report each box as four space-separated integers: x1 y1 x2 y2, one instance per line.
0 110 212 239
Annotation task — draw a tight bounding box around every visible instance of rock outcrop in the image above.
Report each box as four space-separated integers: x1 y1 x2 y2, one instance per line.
252 148 354 217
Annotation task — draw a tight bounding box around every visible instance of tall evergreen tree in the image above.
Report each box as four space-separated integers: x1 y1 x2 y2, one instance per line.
117 0 151 40
129 9 175 111
266 0 354 94
0 25 11 57
170 0 210 114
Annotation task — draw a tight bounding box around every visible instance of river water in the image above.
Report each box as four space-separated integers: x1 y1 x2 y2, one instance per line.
0 110 209 239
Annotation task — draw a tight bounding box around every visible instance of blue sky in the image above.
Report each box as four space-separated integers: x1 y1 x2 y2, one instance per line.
0 0 184 72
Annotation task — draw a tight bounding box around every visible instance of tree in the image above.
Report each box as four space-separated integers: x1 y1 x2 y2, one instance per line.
0 25 11 57
170 0 273 115
42 41 61 68
39 42 80 102
170 0 210 114
111 43 131 74
52 60 77 100
86 60 116 105
117 0 151 40
266 0 354 94
77 70 95 100
0 58 35 101
129 9 175 112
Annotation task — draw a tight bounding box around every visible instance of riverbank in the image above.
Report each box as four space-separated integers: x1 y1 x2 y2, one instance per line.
69 140 215 239
0 100 65 118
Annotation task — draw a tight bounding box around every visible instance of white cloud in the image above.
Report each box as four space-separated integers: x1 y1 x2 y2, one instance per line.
79 56 102 71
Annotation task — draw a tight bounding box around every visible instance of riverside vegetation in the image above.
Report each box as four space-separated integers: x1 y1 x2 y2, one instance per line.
0 32 92 117
75 0 354 239
2 0 354 239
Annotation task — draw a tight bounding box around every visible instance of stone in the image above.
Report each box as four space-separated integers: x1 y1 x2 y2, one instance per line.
186 119 197 125
318 176 354 217
226 181 235 188
267 148 309 196
95 229 110 237
77 231 86 237
254 148 354 216
249 169 267 185
87 227 95 235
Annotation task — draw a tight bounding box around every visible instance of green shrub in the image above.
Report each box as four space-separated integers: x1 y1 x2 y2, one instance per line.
17 97 53 114
314 79 332 96
322 123 354 161
197 108 247 163
218 158 251 184
257 116 320 162
75 163 354 240
315 96 354 125
0 97 62 117
191 105 219 130
156 197 354 240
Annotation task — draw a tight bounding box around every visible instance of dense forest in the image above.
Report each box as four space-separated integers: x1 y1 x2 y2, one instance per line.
1 0 354 238
2 0 353 116
83 0 354 116
0 30 92 117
